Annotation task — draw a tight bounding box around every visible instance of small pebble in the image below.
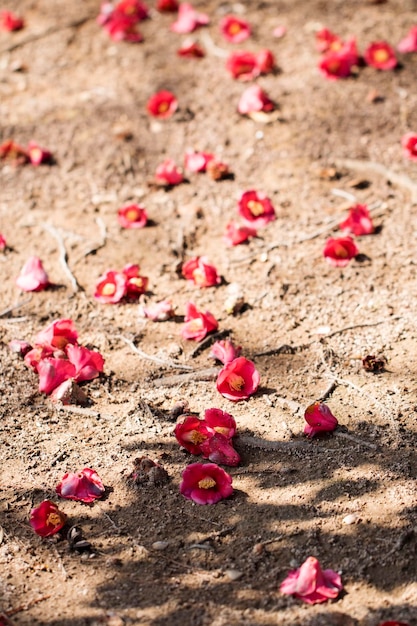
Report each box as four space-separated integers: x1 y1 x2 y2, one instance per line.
152 541 170 551
342 513 361 525
224 569 243 581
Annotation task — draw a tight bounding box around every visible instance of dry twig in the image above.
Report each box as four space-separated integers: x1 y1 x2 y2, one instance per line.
153 367 220 387
0 297 32 318
118 335 193 370
42 223 81 292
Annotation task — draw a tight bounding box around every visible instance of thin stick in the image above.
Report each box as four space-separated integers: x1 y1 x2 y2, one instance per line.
317 380 337 402
6 595 51 617
190 329 231 358
333 428 378 450
78 217 107 261
54 405 116 420
42 223 81 292
323 316 402 339
237 434 311 450
118 335 193 370
331 188 357 202
153 367 219 387
0 297 32 318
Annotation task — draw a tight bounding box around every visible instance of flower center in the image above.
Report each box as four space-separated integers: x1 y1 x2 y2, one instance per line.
129 277 144 288
102 282 116 296
47 512 62 527
192 268 206 286
158 101 169 114
334 244 348 258
229 22 242 35
198 477 216 489
126 208 140 222
30 148 42 161
247 200 264 216
187 319 203 333
188 430 207 445
228 373 245 391
374 49 389 63
214 426 229 436
328 60 341 73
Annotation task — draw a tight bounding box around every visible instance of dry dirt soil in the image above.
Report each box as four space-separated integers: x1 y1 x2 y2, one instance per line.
1 0 417 625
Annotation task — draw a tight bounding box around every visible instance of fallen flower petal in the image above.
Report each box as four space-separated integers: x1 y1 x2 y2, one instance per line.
238 85 275 115
94 270 127 303
323 236 359 267
56 468 105 503
50 379 89 406
401 132 417 161
0 233 6 250
182 256 221 288
204 407 237 439
181 302 218 341
280 556 343 604
0 10 24 31
304 402 338 438
223 222 257 246
117 203 148 228
318 40 359 80
0 139 29 165
200 433 240 466
174 414 214 455
147 90 178 118
155 158 184 185
35 318 78 350
216 356 260 401
226 51 259 81
238 189 276 228
255 49 275 74
177 38 205 58
206 159 230 180
339 203 374 235
141 299 175 321
37 357 76 394
273 25 287 38
220 15 251 43
9 339 32 356
30 500 67 537
116 0 149 21
180 462 233 504
209 339 241 365
66 344 104 382
157 0 179 11
184 149 214 172
170 2 209 34
16 256 49 292
27 141 52 166
315 28 343 53
397 25 417 53
364 41 398 70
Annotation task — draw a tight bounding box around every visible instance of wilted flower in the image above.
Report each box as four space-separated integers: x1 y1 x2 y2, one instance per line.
37 358 76 394
180 462 233 504
397 26 417 53
304 402 338 438
238 85 274 115
362 354 387 373
226 51 259 80
238 190 276 228
147 90 178 118
206 159 230 180
209 339 241 364
94 269 127 303
97 0 147 42
0 234 6 251
200 433 240 466
182 256 221 288
223 222 257 246
177 38 205 57
30 500 67 537
323 236 359 267
66 344 104 382
401 132 417 161
174 414 214 455
56 468 105 503
141 299 175 321
364 41 397 70
16 256 49 292
203 408 237 439
339 204 374 236
181 302 218 341
184 150 214 172
155 158 184 185
27 141 52 166
318 39 359 80
220 15 251 43
122 263 148 298
280 556 343 604
8 339 32 356
157 0 179 11
35 318 78 350
0 139 29 165
170 3 209 34
217 356 260 401
315 28 343 53
117 203 148 228
0 11 24 31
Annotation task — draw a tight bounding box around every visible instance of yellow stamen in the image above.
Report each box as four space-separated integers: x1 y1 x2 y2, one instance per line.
247 200 265 216
188 430 207 445
187 319 203 333
125 208 140 222
214 426 229 436
229 22 242 35
228 373 245 391
198 477 216 489
102 283 116 296
158 101 169 114
129 277 144 288
192 268 206 286
47 512 62 527
374 49 389 63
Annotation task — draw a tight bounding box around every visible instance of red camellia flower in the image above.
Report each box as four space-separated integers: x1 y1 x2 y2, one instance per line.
35 318 78 350
0 11 24 31
200 433 240 466
94 269 127 303
56 468 105 503
155 158 184 185
401 132 417 161
0 233 6 250
27 141 52 166
117 203 148 228
97 0 147 42
122 263 148 298
37 358 76 394
147 90 178 118
184 150 214 172
177 38 205 58
180 462 233 504
0 139 29 165
157 0 179 11
323 235 359 267
30 500 67 537
223 222 257 247
238 190 276 228
318 39 359 80
170 3 209 34
238 85 274 115
181 302 218 341
66 344 104 382
304 402 338 438
209 339 241 365
16 256 49 292
226 51 259 81
174 414 214 455
339 203 374 236
397 26 417 53
216 356 260 401
203 408 237 439
220 15 251 43
280 556 343 604
364 41 397 70
315 28 343 53
182 256 221 288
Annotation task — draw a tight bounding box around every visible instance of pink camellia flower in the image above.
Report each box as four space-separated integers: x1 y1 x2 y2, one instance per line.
255 49 275 74
364 41 398 70
174 414 214 455
16 256 49 292
203 408 237 439
323 235 359 267
141 299 175 321
223 222 257 247
0 11 24 31
238 190 276 228
35 319 78 350
177 38 205 58
94 269 127 303
56 468 105 503
182 256 221 288
24 345 53 370
147 90 178 119
220 15 251 43
29 500 67 537
155 158 184 185
209 339 242 365
216 356 260 401
180 462 233 504
37 357 76 394
280 556 343 604
339 203 374 236
401 132 417 161
27 141 52 166
273 25 287 39
318 39 359 80
157 0 179 11
238 85 275 115
315 28 343 53
117 203 148 228
226 51 259 81
184 150 214 172
200 433 240 466
181 302 218 341
66 344 104 383
397 26 417 53
122 263 148 298
0 139 29 165
0 233 6 250
170 3 209 34
303 402 338 438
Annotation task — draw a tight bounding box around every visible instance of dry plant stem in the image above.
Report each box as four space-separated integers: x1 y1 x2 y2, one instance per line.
333 428 378 450
153 367 220 387
237 434 311 450
74 217 107 263
118 335 193 371
200 31 229 58
6 595 51 617
54 405 116 420
190 329 231 358
42 223 81 292
335 158 417 204
0 297 32 318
